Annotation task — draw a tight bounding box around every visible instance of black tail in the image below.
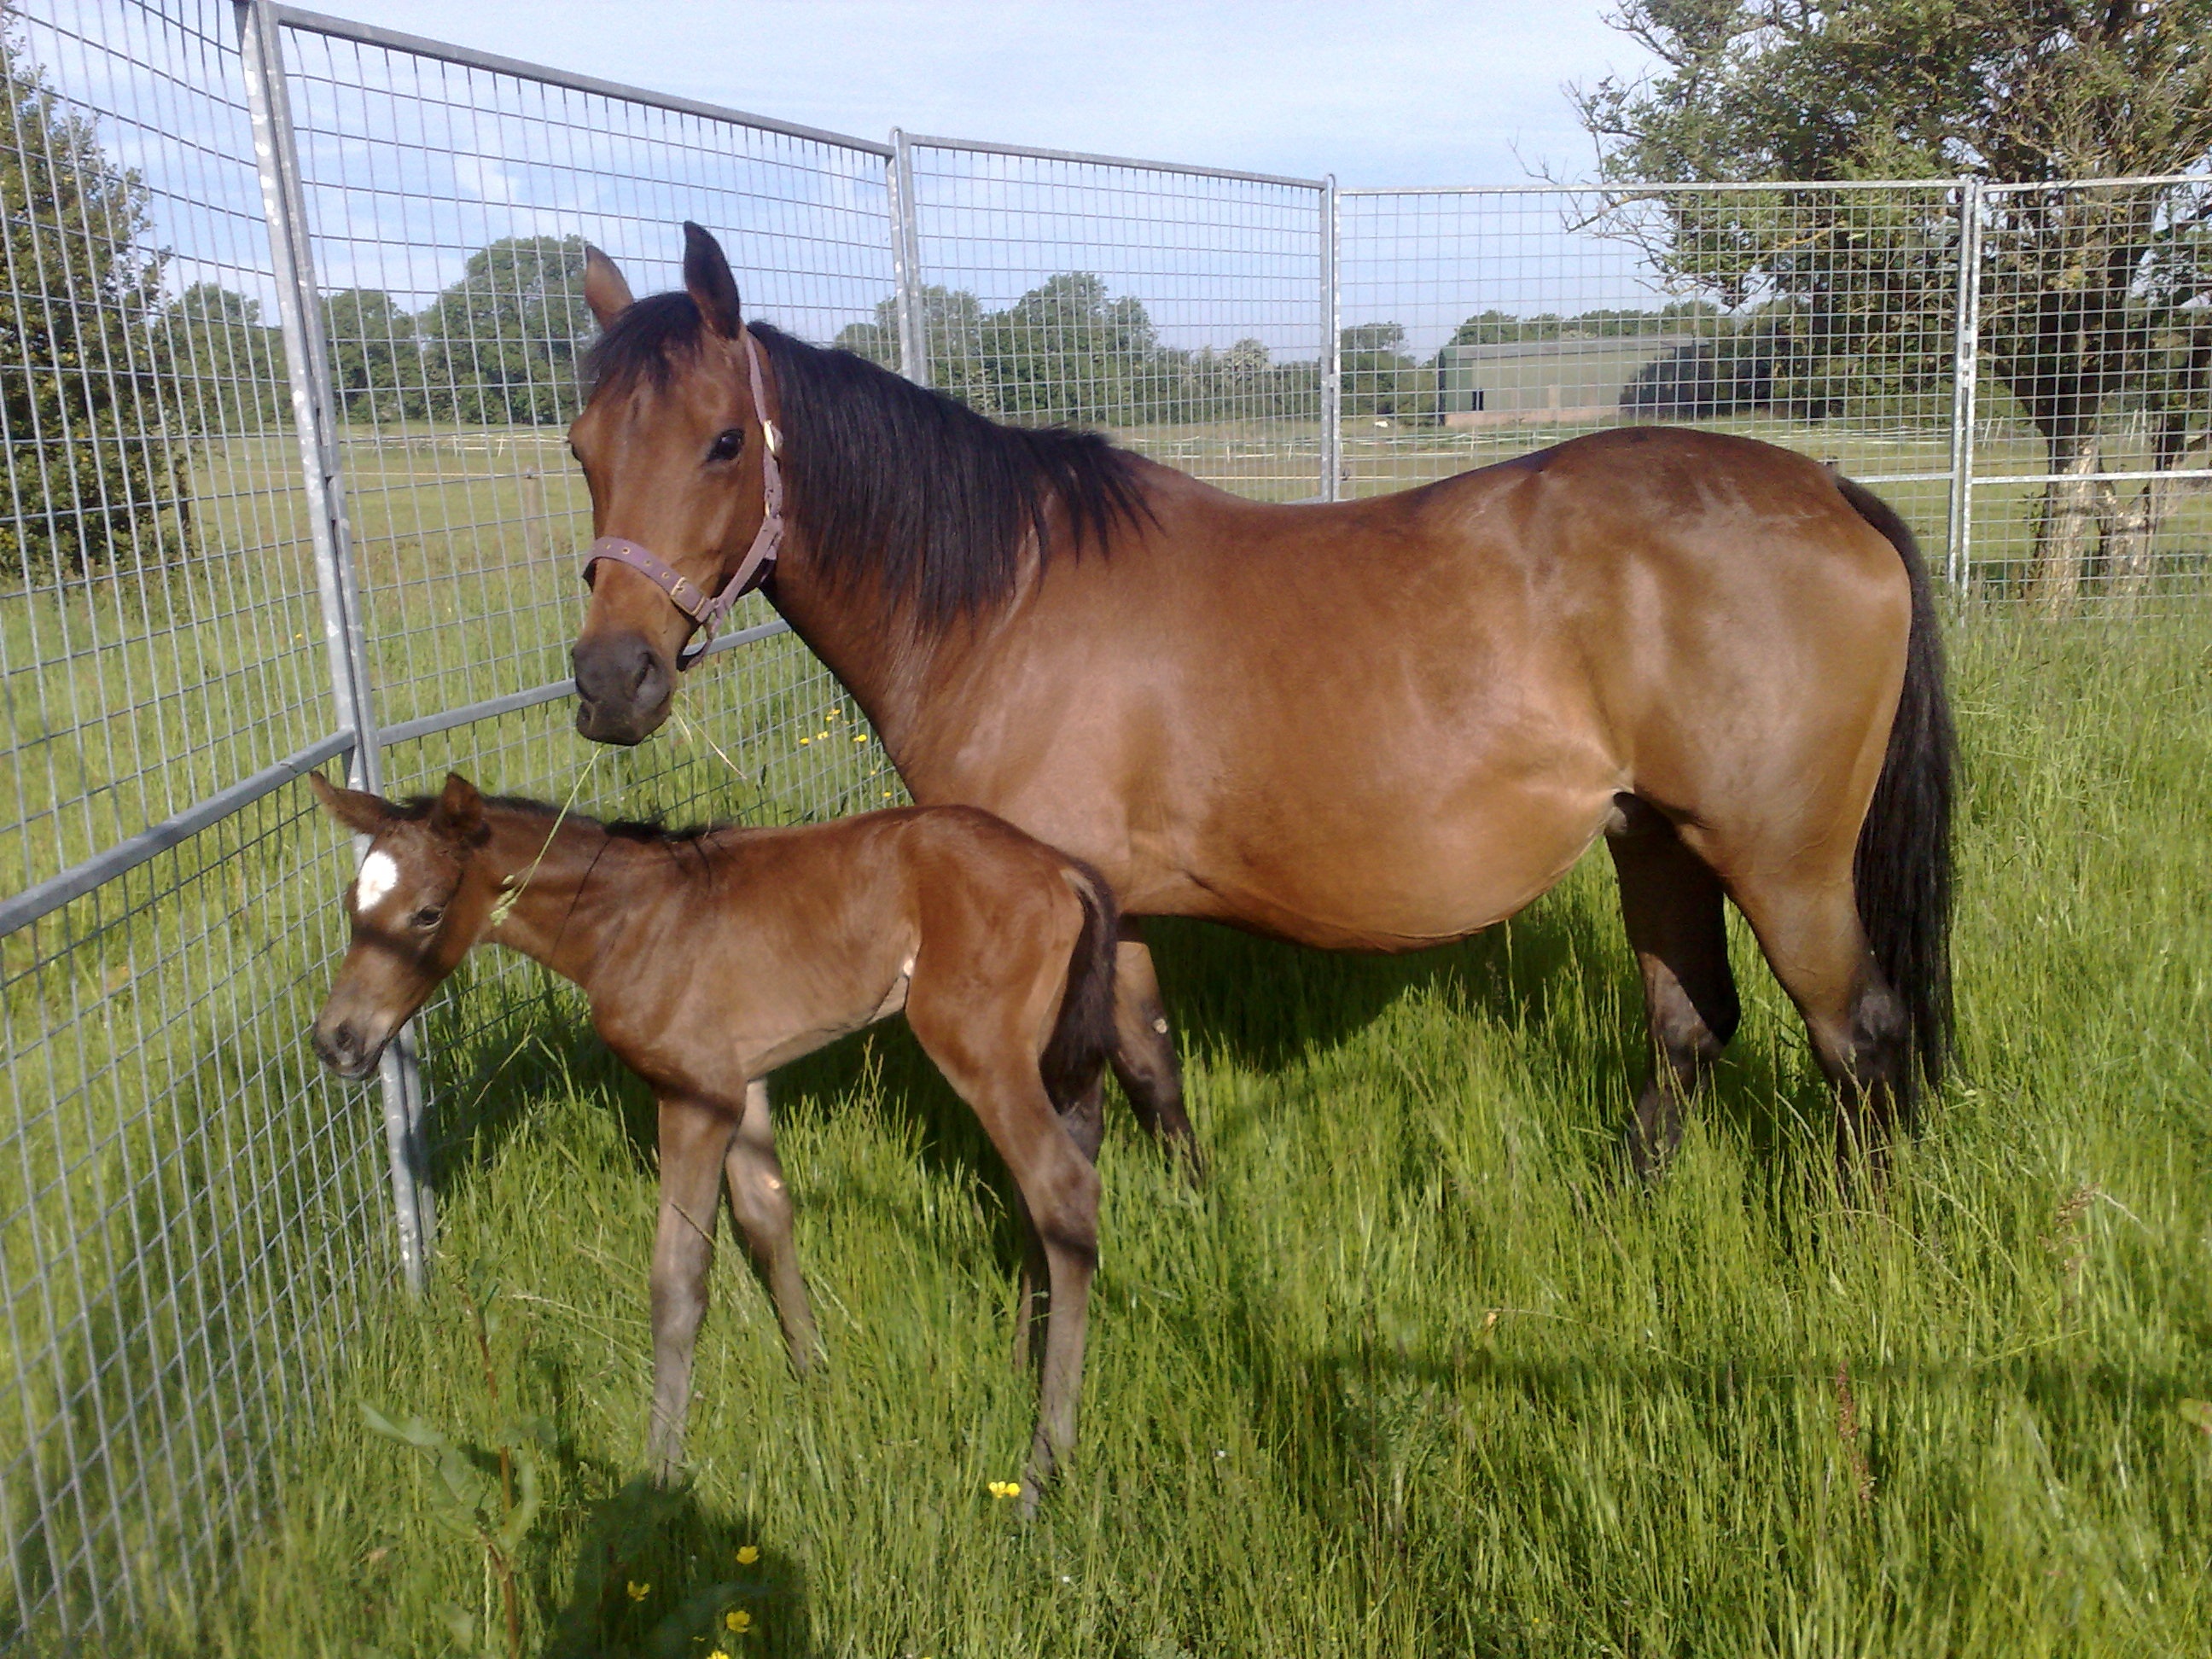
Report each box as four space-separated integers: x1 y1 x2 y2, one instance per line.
1039 859 1120 1111
1836 474 1957 1110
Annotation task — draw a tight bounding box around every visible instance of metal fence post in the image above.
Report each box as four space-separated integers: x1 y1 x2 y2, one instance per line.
237 0 434 1295
1319 175 1341 501
1947 174 1983 592
888 128 930 387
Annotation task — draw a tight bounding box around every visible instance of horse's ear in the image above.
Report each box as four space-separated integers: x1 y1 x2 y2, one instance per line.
582 243 634 329
681 220 744 339
429 772 487 844
309 769 392 836
430 772 487 845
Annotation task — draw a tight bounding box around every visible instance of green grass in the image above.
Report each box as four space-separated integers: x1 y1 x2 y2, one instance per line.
100 606 2211 1657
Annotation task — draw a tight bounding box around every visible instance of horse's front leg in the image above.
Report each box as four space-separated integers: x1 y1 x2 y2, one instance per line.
648 1089 740 1482
1109 923 1204 1179
725 1078 821 1373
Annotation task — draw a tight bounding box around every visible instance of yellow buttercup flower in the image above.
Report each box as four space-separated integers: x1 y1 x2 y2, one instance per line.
853 734 869 743
626 1580 650 1601
726 1608 754 1633
736 1544 760 1565
987 1479 1022 1500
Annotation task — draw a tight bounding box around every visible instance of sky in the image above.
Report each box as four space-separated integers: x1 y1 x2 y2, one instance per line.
310 0 1656 189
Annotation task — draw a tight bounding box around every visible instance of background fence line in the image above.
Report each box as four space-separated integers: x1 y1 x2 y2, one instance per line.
2 0 2207 1639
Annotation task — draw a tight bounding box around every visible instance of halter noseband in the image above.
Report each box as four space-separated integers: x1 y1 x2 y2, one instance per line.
580 328 786 670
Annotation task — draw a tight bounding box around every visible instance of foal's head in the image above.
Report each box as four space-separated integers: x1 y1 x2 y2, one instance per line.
568 224 777 746
308 771 494 1078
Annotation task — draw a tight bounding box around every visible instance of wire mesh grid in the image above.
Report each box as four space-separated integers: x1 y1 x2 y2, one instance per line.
1335 183 1967 559
0 0 331 904
0 0 392 1641
267 20 905 1179
898 137 1327 501
1966 178 2212 607
273 15 897 739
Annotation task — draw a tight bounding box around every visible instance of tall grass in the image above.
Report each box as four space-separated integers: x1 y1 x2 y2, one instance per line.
102 605 2207 1657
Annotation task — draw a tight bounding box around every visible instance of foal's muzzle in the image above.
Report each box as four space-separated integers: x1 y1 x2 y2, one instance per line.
573 634 672 745
311 1013 386 1080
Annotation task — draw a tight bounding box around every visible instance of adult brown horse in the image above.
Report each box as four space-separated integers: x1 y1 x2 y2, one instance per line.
565 224 1954 1176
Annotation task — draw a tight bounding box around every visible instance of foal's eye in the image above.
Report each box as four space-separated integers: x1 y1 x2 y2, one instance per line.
706 428 745 463
409 905 445 931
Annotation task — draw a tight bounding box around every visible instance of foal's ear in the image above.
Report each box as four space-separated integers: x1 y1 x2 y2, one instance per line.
308 769 392 835
429 772 488 845
582 243 633 329
681 220 744 339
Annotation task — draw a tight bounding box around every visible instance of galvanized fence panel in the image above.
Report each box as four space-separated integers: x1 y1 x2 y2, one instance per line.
895 133 1329 501
1334 182 1970 568
0 0 386 1642
263 13 902 1182
1966 176 2212 607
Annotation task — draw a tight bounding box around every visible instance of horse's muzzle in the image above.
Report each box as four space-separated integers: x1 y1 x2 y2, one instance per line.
311 1013 385 1080
573 635 672 745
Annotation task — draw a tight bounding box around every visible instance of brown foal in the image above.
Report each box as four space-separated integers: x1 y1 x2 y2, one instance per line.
307 771 1116 1499
565 224 1955 1176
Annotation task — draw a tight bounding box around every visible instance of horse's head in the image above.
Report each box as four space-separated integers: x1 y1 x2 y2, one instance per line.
568 224 783 745
307 771 496 1077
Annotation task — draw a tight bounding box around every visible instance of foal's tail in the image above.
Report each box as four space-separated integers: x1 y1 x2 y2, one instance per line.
1836 474 1958 1112
1039 859 1120 1111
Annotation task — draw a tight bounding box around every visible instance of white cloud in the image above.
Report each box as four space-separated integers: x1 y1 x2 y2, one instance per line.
312 0 1650 187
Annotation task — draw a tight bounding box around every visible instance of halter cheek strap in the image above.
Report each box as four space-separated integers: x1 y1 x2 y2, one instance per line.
580 328 786 670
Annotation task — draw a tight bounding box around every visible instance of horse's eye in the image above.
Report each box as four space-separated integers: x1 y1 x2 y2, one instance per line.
707 428 745 463
410 905 445 931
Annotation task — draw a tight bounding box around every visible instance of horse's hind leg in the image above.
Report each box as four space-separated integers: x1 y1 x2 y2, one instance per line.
1725 864 1910 1171
908 992 1099 1507
725 1079 821 1373
1109 923 1203 1179
1609 800 1741 1179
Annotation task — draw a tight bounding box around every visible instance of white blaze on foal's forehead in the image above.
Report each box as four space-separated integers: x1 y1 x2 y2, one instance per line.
353 848 399 912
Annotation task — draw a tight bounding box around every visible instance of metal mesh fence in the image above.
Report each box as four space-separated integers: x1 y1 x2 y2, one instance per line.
1 0 2209 1643
1335 183 1967 568
0 0 378 1641
1966 178 2212 606
895 135 1329 501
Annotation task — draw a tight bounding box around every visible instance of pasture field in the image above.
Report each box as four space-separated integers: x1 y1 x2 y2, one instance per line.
114 602 2212 1657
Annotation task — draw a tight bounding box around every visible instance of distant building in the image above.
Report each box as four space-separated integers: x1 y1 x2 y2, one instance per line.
1435 334 1702 429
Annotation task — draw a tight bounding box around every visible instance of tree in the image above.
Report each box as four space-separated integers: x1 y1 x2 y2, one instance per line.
157 283 284 435
0 26 182 576
835 276 1319 427
323 288 422 423
1339 322 1438 423
417 236 592 427
981 272 1161 424
1577 0 2212 603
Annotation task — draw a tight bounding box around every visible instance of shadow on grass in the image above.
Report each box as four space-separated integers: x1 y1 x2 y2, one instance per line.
541 1476 812 1658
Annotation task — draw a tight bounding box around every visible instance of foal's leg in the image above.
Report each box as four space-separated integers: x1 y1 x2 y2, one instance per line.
648 1091 740 1482
1019 1069 1105 1371
1109 923 1203 1178
1608 803 1741 1180
909 997 1100 1507
724 1078 820 1373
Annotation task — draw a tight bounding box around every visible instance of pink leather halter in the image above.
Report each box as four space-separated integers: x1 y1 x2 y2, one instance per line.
580 328 785 669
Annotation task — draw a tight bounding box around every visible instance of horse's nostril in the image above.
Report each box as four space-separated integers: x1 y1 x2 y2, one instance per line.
630 655 654 693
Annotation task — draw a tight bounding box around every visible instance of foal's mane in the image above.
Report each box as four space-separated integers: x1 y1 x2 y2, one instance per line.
584 294 1152 628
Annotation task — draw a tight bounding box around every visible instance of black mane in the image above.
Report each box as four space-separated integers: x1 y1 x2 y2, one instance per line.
476 793 721 847
584 294 1151 627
